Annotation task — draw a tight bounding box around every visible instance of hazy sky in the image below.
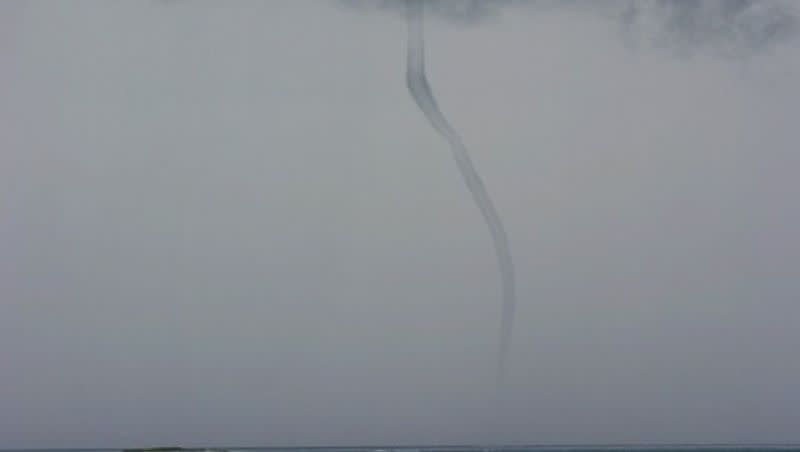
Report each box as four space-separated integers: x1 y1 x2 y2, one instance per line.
2 0 800 447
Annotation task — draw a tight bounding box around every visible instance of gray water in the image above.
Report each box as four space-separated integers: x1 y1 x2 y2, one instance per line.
5 446 800 452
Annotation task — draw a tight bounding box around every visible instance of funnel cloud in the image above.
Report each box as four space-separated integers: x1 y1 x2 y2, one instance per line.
405 0 516 390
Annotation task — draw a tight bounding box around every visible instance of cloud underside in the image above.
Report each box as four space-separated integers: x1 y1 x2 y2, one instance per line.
341 0 797 55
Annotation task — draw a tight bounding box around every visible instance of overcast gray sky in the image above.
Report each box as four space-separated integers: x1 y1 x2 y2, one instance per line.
2 0 800 448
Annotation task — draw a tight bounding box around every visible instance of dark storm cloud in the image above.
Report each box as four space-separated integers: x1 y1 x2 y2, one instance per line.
342 0 798 55
620 0 797 55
